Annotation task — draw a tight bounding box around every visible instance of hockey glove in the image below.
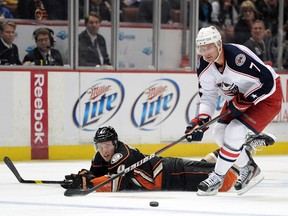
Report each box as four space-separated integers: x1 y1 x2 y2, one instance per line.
185 115 210 142
61 169 95 190
228 94 252 118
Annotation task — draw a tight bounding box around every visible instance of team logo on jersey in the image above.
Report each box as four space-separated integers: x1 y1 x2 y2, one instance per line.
217 82 239 96
235 54 246 66
111 153 123 164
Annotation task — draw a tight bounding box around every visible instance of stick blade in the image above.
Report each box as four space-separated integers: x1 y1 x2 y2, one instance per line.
4 156 24 183
64 188 93 197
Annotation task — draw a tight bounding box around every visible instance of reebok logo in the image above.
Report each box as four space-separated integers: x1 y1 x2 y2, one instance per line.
33 74 45 144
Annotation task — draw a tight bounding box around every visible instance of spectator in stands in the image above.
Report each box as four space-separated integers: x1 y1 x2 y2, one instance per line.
218 0 240 27
136 0 171 24
256 0 278 37
0 0 13 18
233 0 261 44
244 19 272 65
283 39 288 69
15 0 48 20
210 0 221 25
168 0 180 23
90 0 111 21
79 0 111 21
168 0 180 10
78 11 111 67
120 0 142 22
266 33 288 69
0 21 21 65
15 0 68 20
217 0 240 43
199 0 212 28
284 0 288 27
23 28 63 66
121 0 141 8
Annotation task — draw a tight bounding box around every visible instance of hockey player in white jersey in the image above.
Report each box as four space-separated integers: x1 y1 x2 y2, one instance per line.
185 26 283 196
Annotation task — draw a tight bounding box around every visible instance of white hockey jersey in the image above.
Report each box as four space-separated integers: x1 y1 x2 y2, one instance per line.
196 43 279 118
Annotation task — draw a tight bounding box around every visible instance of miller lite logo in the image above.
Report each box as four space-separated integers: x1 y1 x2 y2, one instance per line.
131 79 179 131
72 78 125 131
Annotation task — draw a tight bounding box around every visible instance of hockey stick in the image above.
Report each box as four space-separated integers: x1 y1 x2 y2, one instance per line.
64 111 231 197
4 156 71 185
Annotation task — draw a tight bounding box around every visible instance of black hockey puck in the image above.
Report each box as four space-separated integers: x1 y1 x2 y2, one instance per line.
149 201 159 207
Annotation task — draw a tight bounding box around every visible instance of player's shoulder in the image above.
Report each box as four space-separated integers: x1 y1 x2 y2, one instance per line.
109 142 138 168
223 43 255 69
223 43 246 55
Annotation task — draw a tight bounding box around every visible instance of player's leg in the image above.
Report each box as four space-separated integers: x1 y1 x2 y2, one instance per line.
197 119 249 196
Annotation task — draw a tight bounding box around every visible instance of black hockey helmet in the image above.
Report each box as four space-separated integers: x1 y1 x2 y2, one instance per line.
94 126 118 148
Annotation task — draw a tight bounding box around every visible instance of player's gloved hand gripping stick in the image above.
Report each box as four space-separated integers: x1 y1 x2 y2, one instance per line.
64 110 231 197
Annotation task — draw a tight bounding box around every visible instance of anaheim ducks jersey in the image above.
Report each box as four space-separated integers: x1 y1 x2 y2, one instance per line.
90 141 163 192
197 43 279 118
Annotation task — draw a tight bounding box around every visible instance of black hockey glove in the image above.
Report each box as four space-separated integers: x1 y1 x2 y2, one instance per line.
228 94 252 118
61 169 95 190
185 115 210 142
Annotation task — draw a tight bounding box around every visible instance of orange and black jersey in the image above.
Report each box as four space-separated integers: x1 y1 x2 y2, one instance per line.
90 141 163 191
89 141 237 192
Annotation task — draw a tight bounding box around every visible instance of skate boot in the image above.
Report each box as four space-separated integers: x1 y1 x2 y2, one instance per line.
197 171 224 196
245 132 276 152
234 151 263 195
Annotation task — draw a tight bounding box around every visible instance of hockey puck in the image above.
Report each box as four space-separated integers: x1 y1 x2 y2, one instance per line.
149 201 159 207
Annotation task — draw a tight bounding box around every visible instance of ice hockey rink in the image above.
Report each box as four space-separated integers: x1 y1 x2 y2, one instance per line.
1 156 288 216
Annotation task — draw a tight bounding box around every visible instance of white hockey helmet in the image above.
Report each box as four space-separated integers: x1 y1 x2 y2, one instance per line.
196 26 222 55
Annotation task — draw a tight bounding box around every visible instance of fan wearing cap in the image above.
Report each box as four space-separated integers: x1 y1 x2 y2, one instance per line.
184 26 283 196
62 126 242 193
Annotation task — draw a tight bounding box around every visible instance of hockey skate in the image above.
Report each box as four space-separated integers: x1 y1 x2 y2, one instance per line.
234 151 264 195
197 171 224 196
245 132 276 152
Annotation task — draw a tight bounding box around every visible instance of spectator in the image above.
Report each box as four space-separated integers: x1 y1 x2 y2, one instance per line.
23 28 63 66
78 11 111 67
0 0 13 18
217 0 240 43
210 0 221 25
79 0 111 21
168 0 180 10
15 0 68 20
233 0 261 44
244 19 272 65
15 0 48 20
256 0 278 36
120 0 141 22
90 0 111 21
218 0 240 27
266 24 288 69
121 0 141 8
136 0 171 24
0 20 21 65
199 0 212 28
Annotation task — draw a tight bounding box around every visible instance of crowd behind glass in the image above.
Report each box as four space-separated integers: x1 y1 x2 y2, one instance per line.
0 0 287 70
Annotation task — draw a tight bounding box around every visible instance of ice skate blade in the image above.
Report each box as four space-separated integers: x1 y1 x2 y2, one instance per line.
237 174 264 195
197 189 218 196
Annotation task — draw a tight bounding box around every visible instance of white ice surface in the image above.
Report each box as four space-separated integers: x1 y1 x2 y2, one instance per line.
1 156 288 216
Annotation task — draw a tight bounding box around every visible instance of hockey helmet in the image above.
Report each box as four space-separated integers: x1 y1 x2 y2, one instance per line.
196 26 222 55
94 126 119 148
